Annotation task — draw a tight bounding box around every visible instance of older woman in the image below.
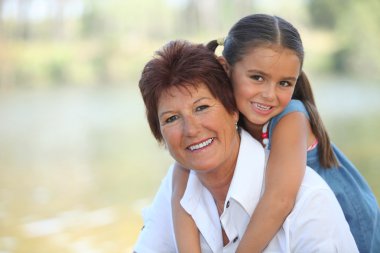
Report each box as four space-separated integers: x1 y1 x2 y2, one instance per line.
133 40 357 252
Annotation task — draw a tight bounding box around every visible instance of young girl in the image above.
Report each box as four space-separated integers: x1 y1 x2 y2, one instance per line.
172 14 380 253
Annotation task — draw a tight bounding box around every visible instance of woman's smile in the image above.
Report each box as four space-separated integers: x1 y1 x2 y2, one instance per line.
157 83 240 173
187 137 214 151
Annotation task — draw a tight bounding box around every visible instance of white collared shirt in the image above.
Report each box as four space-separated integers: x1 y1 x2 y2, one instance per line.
134 129 358 253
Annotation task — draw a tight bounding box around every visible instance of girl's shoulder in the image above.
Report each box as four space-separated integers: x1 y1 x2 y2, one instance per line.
271 99 309 124
281 99 308 117
268 100 310 142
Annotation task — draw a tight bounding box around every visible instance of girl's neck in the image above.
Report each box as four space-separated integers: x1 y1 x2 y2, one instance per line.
243 119 265 142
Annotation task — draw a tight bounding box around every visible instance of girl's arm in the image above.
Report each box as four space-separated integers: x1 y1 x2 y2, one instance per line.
237 112 312 253
172 162 202 253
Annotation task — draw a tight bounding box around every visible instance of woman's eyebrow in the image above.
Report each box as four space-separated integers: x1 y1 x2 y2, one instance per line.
193 97 212 104
158 96 214 118
158 110 174 119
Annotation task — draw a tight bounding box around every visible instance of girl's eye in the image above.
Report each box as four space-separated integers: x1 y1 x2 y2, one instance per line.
250 75 264 82
165 115 179 124
279 81 291 87
195 105 209 112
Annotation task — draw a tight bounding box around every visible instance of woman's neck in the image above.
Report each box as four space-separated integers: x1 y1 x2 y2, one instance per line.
199 168 234 204
196 131 240 204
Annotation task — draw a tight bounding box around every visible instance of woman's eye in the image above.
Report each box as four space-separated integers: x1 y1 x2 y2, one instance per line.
165 115 179 123
195 105 209 112
279 81 291 87
250 75 263 82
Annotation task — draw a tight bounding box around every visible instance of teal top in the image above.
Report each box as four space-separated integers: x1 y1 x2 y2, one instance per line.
268 99 380 253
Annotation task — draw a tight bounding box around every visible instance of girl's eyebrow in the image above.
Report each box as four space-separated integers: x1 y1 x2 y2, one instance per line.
247 69 266 75
247 69 298 82
247 69 270 78
283 76 298 82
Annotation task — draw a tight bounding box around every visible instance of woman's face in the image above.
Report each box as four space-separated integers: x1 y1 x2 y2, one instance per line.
229 45 301 127
157 83 240 173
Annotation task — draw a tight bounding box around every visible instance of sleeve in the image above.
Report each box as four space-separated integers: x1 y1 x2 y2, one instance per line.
289 178 359 253
268 99 309 150
133 165 178 253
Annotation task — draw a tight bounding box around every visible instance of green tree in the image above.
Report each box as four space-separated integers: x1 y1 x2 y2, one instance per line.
307 0 380 79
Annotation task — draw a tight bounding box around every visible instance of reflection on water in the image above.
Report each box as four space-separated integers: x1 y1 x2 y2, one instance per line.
23 207 116 237
0 86 173 252
0 83 379 252
314 79 380 117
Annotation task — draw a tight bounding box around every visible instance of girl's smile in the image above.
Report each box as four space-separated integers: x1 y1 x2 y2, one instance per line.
229 45 301 128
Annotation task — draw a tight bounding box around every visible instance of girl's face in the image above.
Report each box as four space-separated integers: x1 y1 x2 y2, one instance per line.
229 45 301 127
157 83 240 174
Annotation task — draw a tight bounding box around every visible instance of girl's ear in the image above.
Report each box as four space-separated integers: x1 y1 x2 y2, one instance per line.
217 56 231 77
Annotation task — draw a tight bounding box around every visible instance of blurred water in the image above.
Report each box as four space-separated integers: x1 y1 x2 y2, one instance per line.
0 86 173 252
314 79 380 117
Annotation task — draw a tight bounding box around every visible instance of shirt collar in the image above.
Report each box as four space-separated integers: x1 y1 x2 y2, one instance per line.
227 129 266 215
181 169 202 213
181 128 266 216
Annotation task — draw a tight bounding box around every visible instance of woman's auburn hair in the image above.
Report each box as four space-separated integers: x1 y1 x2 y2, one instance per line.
139 40 237 144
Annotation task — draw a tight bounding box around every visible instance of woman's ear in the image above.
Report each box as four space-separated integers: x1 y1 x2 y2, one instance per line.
217 56 231 77
233 110 239 123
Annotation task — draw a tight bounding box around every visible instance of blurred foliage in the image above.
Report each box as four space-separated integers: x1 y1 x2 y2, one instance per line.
308 0 342 29
307 0 380 77
1 0 379 89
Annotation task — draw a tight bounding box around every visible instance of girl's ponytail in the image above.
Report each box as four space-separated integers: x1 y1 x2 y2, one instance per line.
294 71 338 168
206 39 219 53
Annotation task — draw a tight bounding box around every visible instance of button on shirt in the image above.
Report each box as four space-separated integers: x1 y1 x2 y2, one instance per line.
134 129 358 253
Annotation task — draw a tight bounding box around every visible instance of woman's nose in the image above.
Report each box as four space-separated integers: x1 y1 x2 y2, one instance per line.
183 115 201 136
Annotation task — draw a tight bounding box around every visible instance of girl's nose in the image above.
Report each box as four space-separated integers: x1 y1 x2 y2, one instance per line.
262 83 275 100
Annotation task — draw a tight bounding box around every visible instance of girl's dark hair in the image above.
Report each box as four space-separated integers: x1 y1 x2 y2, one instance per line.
207 14 338 168
139 40 237 144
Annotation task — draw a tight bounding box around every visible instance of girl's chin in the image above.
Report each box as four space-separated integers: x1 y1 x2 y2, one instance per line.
245 116 269 126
